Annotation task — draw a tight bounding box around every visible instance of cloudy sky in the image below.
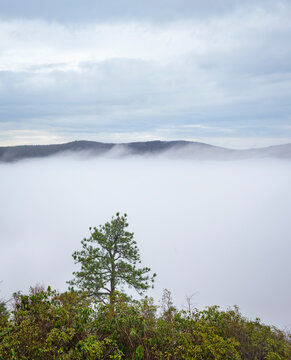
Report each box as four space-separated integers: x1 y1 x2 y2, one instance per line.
0 0 291 148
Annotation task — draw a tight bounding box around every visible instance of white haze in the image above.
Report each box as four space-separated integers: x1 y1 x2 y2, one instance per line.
0 155 291 330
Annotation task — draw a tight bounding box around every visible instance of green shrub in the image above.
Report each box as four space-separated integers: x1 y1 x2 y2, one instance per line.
0 287 290 360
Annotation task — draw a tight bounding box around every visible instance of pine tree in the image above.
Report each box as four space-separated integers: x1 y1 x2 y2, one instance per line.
68 213 156 303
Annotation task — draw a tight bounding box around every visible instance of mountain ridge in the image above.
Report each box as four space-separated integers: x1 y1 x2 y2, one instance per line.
0 140 291 162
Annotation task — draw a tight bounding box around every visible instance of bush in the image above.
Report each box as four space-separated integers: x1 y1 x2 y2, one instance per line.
0 287 290 359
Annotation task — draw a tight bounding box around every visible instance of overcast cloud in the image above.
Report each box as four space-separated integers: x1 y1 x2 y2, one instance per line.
0 0 282 23
0 0 290 147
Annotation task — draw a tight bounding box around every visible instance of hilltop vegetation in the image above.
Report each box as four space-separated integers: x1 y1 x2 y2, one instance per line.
0 214 290 359
0 288 290 359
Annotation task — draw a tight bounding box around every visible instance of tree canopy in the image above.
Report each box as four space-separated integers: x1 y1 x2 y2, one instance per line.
68 213 156 302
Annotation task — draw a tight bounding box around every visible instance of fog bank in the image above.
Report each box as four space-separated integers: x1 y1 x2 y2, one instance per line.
0 156 290 329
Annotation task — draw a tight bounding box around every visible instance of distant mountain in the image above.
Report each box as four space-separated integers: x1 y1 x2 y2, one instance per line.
0 140 291 163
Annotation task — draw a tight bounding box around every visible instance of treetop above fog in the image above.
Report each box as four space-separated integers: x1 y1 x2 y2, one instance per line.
67 212 156 303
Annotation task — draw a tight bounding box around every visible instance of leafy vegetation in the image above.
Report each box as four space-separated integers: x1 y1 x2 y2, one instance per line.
0 214 290 359
0 288 290 359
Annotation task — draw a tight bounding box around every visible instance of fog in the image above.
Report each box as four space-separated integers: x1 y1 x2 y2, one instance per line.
0 155 290 329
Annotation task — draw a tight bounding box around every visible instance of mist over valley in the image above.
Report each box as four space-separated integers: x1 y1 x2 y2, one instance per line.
1 150 290 329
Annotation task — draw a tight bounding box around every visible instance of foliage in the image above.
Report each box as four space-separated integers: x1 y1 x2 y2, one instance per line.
0 301 8 330
68 212 156 303
1 287 290 359
0 287 122 360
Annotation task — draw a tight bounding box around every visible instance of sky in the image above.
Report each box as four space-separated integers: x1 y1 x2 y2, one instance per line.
0 0 291 148
1 155 291 329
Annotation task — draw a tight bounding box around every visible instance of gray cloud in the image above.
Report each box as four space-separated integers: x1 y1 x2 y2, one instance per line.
1 56 290 143
0 1 290 146
0 0 284 23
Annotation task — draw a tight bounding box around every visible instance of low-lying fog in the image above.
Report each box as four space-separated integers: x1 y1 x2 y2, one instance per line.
1 155 291 329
